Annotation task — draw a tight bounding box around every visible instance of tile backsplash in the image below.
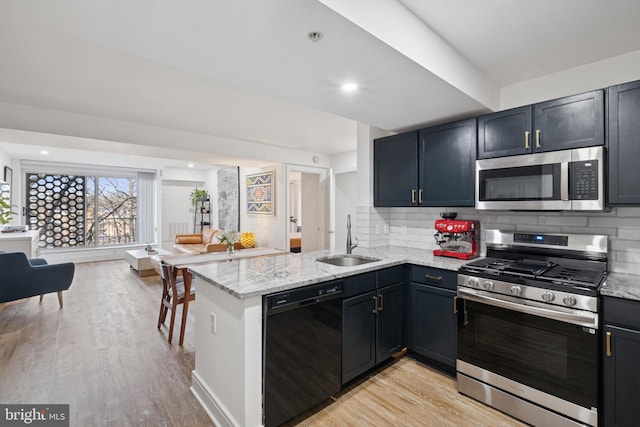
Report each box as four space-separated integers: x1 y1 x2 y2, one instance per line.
355 206 640 275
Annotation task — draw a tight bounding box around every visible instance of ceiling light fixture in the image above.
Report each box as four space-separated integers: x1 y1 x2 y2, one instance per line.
40 150 49 155
187 163 194 168
307 31 323 43
341 82 358 93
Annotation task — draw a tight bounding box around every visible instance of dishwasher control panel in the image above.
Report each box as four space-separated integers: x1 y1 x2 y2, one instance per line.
267 280 343 310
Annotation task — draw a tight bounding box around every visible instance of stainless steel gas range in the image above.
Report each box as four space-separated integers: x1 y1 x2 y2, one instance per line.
457 229 608 427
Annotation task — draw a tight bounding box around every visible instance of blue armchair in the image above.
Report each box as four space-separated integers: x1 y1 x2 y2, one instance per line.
0 252 75 308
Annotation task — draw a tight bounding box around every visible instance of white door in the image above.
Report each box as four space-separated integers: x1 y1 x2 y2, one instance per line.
287 166 331 252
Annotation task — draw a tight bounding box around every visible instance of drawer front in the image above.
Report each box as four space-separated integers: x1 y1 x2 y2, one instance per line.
410 265 457 291
343 271 377 298
603 296 640 329
377 265 405 288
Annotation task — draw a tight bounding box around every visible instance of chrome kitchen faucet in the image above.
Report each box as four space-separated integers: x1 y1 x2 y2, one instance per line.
346 214 358 254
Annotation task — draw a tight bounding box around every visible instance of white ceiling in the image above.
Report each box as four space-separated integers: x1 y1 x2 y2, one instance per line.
1 0 639 167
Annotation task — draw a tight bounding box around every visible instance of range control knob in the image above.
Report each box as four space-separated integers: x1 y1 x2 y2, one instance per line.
542 291 556 302
467 278 479 288
447 225 453 231
483 281 495 291
510 286 522 297
563 295 577 307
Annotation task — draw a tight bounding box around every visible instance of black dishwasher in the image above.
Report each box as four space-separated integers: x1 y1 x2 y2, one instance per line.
263 280 343 427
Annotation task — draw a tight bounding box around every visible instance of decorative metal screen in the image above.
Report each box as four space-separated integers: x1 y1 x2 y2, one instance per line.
26 174 85 248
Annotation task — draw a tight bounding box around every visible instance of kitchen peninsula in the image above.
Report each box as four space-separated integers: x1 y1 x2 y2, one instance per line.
187 247 465 427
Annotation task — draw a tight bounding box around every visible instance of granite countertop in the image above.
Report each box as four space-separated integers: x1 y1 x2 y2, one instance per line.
188 246 469 299
600 272 640 302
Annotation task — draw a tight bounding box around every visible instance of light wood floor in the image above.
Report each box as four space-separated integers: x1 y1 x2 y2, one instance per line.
0 260 526 427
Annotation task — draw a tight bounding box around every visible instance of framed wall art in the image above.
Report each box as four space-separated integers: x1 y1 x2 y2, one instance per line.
246 171 274 215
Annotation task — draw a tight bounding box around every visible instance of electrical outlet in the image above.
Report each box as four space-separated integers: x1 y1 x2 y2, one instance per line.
210 312 217 334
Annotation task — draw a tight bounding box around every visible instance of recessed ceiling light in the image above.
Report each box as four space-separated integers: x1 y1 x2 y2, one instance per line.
40 150 49 155
187 163 194 168
341 82 358 93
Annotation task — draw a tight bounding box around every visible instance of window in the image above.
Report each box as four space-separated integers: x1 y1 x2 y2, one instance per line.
24 166 155 250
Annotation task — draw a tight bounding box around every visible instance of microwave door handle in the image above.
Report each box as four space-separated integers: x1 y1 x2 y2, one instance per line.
560 161 570 201
457 288 598 328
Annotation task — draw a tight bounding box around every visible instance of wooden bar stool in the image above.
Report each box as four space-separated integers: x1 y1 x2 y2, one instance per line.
157 262 195 345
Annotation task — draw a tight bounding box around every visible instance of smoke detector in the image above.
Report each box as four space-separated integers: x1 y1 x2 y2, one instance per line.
307 31 323 42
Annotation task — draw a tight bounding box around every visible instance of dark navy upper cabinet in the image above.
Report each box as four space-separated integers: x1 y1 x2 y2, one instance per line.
374 119 476 207
477 106 532 159
602 296 640 426
478 90 604 159
534 90 604 151
419 118 476 207
609 80 640 205
373 131 419 207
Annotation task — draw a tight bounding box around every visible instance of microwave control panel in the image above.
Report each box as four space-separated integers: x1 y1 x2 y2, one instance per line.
570 160 598 200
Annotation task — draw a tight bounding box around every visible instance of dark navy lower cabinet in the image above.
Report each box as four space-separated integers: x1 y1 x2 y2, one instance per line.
341 267 404 385
602 296 640 427
408 265 458 374
342 290 377 383
375 283 403 362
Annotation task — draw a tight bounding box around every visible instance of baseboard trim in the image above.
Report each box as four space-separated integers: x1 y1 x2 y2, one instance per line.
191 370 242 427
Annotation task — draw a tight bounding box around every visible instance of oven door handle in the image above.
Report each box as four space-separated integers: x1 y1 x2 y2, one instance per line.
457 288 598 328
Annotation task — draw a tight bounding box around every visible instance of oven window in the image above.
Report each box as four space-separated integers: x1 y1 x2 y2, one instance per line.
479 164 560 201
458 300 597 409
477 314 568 379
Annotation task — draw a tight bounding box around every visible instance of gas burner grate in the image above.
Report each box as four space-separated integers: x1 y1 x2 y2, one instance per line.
541 266 605 288
463 258 511 271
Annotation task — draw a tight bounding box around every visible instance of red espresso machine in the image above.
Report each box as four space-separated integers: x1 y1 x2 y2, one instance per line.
433 212 479 260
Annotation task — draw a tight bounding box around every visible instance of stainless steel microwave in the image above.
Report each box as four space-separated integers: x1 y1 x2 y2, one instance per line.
476 146 605 211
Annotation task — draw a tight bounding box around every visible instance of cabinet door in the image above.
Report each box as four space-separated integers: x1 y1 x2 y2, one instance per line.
410 283 457 370
609 80 640 205
534 89 604 152
603 325 640 427
477 106 532 159
373 132 419 207
342 291 377 384
419 118 476 207
376 283 403 363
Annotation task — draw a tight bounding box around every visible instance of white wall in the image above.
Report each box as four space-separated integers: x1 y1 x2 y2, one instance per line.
205 168 219 229
160 181 202 250
356 123 393 207
0 145 14 225
330 150 357 174
0 146 10 176
334 171 357 252
500 49 640 109
240 165 287 250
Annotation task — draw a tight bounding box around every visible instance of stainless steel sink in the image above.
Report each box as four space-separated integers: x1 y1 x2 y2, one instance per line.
316 255 381 267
